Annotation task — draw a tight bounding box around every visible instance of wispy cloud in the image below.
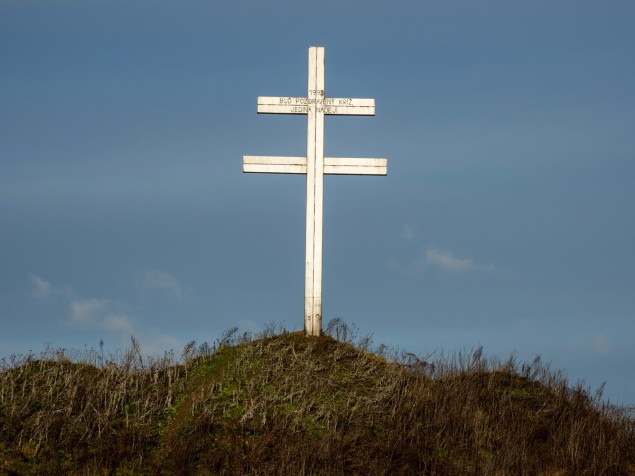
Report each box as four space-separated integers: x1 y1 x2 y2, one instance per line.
143 270 183 299
30 275 53 299
388 237 517 280
70 297 135 337
28 276 135 339
425 247 474 274
577 334 613 355
26 275 182 355
30 275 73 300
403 224 416 242
103 314 135 336
593 335 612 355
70 298 107 325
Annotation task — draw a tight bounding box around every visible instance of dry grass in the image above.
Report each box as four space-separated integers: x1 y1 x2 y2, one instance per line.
1 322 634 475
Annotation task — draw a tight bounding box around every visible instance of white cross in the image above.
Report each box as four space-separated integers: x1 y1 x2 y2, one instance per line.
243 46 387 337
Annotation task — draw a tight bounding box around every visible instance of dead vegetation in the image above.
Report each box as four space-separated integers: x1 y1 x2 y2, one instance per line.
1 321 634 475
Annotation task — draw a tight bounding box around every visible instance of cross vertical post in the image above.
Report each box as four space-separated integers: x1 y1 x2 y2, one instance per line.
305 47 325 336
243 46 387 337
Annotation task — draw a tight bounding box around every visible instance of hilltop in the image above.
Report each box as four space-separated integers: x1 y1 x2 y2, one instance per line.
1 322 634 475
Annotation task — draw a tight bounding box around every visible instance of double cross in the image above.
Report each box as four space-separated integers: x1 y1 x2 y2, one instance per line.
244 46 387 337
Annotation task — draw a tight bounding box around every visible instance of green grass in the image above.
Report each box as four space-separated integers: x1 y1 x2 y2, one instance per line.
1 322 634 475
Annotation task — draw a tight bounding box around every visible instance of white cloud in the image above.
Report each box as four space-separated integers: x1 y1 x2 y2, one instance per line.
70 297 135 338
139 332 183 356
30 275 53 299
70 298 107 325
425 247 474 273
24 275 186 355
29 276 129 333
30 275 74 300
143 270 183 298
575 334 613 355
403 224 416 242
388 244 517 281
591 334 612 355
103 313 135 336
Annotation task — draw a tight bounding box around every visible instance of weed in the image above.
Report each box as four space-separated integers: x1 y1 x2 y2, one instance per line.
1 321 633 475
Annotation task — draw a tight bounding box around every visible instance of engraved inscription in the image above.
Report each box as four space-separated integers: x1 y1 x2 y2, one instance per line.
275 97 354 107
258 96 374 115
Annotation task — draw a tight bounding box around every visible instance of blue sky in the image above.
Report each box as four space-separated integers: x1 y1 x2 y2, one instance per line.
2 1 634 406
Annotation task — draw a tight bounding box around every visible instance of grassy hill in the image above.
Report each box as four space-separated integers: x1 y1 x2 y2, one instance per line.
1 322 634 475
